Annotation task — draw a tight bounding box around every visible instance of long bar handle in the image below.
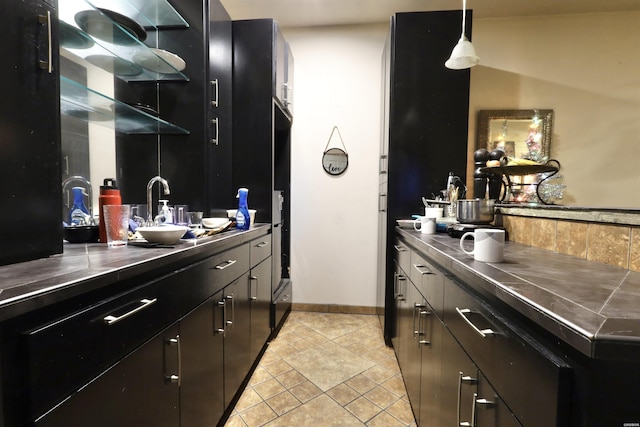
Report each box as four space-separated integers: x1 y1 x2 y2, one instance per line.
255 241 269 248
413 263 435 275
249 275 258 300
215 259 236 270
418 308 431 346
457 372 477 427
456 307 496 338
226 293 235 326
165 335 181 387
393 244 407 252
210 117 219 145
103 298 157 325
38 12 53 73
210 79 219 107
216 299 226 335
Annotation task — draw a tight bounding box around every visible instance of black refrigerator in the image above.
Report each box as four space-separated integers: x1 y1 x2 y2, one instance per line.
378 11 472 344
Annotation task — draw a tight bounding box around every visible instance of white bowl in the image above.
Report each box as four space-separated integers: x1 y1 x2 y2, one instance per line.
226 209 256 224
202 217 230 229
136 225 189 244
396 219 416 229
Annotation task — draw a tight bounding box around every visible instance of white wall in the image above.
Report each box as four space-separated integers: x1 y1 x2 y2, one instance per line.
283 24 388 306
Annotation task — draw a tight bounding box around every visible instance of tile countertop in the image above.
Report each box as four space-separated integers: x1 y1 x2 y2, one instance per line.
397 227 640 361
0 225 270 322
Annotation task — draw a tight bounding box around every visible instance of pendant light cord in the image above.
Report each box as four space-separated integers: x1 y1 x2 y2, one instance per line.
461 0 467 41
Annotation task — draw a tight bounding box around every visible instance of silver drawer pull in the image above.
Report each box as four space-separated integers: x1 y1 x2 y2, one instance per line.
413 264 434 275
215 259 237 270
256 241 269 248
103 298 157 325
456 307 496 338
393 244 407 252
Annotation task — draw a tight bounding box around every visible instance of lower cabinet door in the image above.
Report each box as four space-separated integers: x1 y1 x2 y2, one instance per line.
418 303 442 427
35 324 180 427
250 256 272 361
223 272 252 407
398 281 422 415
179 293 225 426
475 372 523 427
440 327 477 427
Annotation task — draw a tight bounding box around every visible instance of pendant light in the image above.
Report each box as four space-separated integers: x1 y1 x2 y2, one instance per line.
445 0 479 70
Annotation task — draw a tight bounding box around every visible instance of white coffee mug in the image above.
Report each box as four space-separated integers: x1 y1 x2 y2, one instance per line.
413 216 436 234
459 228 505 262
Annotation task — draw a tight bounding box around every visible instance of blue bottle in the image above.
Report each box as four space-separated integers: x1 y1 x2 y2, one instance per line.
69 187 90 225
235 188 250 230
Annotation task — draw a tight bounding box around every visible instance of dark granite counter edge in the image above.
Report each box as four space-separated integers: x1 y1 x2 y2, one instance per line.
0 225 270 322
396 227 605 358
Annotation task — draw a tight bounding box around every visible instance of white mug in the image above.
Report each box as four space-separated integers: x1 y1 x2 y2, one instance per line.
459 228 505 262
413 216 436 234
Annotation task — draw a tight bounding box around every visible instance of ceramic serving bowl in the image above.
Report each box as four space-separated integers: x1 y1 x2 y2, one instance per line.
136 225 189 244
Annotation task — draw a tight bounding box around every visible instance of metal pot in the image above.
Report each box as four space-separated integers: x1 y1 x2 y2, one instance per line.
456 199 495 224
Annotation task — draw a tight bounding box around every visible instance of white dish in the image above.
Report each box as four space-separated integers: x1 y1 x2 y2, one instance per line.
202 217 230 229
136 225 188 244
133 48 186 74
226 209 256 224
396 219 416 229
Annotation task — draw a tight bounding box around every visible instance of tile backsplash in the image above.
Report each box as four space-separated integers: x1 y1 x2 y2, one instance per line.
501 214 640 271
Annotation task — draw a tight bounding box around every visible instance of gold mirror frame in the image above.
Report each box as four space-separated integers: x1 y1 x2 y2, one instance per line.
477 109 554 160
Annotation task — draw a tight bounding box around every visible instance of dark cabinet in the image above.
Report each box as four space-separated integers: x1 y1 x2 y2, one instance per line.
35 323 181 427
250 256 273 360
380 10 471 342
222 272 252 407
232 18 293 313
179 292 225 426
1 0 62 266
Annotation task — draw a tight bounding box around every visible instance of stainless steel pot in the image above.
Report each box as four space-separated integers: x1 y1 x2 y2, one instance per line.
456 199 495 224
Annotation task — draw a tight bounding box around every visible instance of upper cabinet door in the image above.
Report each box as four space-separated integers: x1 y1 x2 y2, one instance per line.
0 0 62 265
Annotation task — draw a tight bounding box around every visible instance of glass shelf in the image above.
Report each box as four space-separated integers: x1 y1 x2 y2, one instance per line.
59 0 189 82
60 76 190 135
85 0 189 29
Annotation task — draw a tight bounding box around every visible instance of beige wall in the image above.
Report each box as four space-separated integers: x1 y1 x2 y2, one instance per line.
468 11 640 208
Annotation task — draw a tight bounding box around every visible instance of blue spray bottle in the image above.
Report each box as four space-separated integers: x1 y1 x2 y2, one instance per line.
235 188 250 230
69 187 90 225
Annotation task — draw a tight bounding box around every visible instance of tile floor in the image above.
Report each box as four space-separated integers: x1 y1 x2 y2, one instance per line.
224 311 417 427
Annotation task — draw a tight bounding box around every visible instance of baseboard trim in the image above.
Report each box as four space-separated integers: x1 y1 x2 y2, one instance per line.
292 303 377 315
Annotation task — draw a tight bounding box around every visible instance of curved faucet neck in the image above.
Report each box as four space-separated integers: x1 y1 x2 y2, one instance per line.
146 176 170 224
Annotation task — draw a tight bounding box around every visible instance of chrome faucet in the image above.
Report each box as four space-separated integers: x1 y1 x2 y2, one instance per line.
146 176 170 225
62 175 95 225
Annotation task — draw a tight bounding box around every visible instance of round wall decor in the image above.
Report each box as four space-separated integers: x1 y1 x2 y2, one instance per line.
322 147 349 175
322 126 349 176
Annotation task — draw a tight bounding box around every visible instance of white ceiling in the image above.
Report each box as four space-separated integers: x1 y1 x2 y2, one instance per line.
219 0 640 27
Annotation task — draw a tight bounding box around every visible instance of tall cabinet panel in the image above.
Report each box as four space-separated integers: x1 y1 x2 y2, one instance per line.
232 19 293 328
1 0 62 266
379 11 472 342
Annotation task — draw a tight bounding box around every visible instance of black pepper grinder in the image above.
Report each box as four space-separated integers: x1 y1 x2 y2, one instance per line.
473 148 490 199
488 149 505 200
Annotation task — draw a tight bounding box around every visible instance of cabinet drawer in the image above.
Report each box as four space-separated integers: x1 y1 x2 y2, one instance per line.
250 234 271 267
409 251 444 316
25 264 205 419
444 277 571 427
207 243 250 292
393 238 410 275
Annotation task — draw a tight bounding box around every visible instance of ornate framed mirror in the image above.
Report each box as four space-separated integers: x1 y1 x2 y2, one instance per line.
477 109 554 161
